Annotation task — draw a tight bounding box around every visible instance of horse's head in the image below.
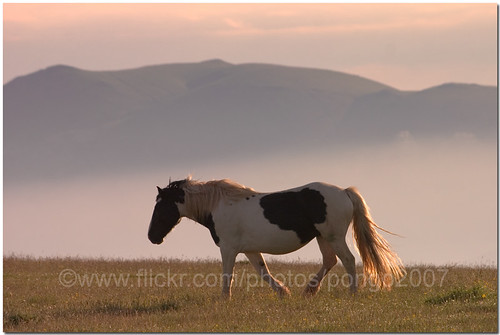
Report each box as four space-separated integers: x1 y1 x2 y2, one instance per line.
148 180 186 244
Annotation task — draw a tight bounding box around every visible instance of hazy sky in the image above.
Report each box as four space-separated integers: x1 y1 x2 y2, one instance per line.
3 3 497 90
4 138 497 265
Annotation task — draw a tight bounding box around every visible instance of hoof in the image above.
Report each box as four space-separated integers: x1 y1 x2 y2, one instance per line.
221 292 232 300
277 286 291 298
303 284 320 297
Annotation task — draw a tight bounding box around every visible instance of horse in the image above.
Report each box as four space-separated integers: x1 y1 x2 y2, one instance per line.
148 176 404 298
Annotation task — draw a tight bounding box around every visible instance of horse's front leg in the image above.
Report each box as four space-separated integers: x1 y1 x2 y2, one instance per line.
220 247 237 299
245 252 290 297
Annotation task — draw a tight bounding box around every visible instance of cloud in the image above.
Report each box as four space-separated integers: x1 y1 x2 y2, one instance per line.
209 3 496 36
4 137 496 264
5 3 495 38
224 18 245 30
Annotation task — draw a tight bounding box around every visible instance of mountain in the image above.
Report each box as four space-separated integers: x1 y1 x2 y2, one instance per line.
4 59 497 183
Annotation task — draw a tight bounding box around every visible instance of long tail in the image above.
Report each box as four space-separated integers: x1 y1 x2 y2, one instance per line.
344 187 405 289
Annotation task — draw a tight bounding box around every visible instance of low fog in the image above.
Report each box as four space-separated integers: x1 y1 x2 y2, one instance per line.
4 135 496 266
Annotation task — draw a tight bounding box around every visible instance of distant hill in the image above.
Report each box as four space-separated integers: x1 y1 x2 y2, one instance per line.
4 59 497 183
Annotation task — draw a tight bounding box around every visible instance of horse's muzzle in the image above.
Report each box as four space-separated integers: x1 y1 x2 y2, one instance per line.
148 235 164 245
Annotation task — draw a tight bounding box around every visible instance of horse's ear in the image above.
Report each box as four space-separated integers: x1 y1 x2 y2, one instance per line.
169 177 172 184
156 186 162 194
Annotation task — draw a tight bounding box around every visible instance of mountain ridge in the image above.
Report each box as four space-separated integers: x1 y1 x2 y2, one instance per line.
4 60 496 184
8 59 495 92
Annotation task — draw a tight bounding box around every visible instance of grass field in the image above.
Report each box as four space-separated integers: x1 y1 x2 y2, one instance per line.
3 257 497 332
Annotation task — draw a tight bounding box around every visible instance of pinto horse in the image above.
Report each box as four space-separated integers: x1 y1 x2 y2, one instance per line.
148 177 404 298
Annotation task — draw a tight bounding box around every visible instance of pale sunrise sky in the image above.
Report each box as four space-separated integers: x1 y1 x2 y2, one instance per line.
3 3 497 90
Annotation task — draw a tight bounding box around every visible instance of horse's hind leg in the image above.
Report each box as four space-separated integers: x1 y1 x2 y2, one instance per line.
303 235 337 297
245 252 290 297
330 238 357 293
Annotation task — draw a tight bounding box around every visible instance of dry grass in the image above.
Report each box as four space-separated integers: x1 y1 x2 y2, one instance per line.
3 257 497 332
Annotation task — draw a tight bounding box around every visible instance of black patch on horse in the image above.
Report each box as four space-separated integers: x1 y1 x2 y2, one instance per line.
260 188 327 244
199 213 220 246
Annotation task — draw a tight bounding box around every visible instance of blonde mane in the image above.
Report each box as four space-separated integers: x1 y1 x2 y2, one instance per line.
181 177 259 222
